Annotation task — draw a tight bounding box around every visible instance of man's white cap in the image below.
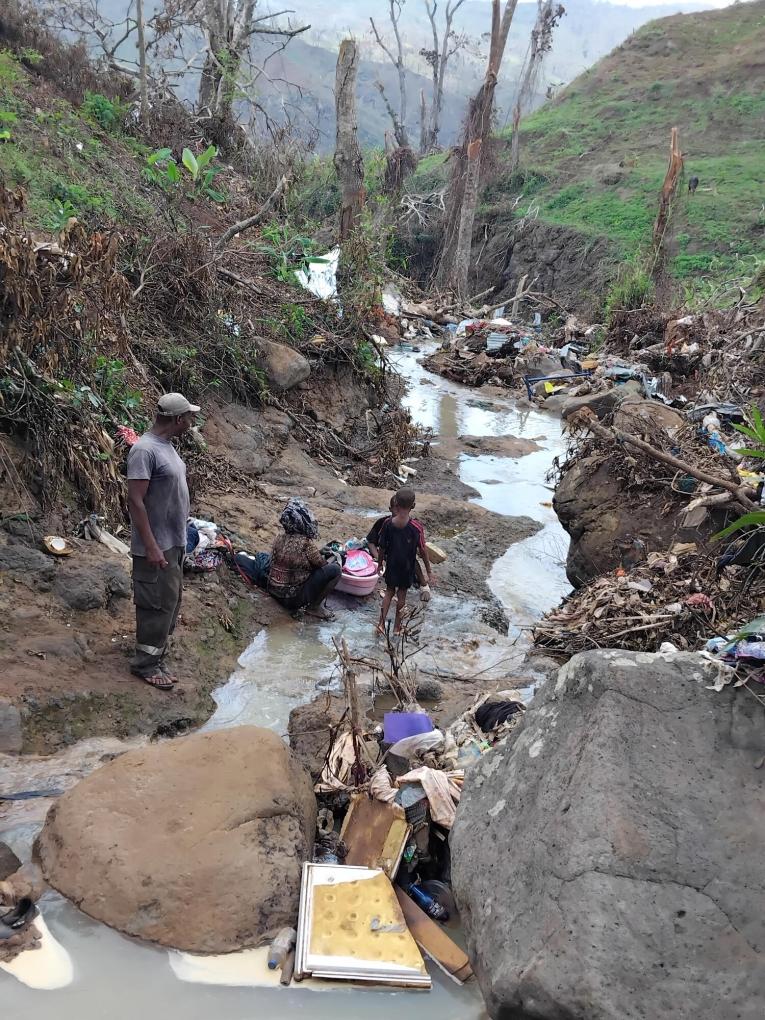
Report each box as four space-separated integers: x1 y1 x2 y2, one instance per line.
157 392 201 416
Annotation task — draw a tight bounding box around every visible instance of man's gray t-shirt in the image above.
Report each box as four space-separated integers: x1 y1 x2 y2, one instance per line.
127 433 190 556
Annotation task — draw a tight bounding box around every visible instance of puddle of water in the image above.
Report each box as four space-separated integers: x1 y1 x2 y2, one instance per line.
0 892 486 1019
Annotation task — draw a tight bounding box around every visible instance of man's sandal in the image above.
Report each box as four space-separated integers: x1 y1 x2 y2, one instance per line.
142 672 174 691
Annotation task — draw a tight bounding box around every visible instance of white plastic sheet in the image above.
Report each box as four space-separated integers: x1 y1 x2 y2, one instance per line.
295 247 340 301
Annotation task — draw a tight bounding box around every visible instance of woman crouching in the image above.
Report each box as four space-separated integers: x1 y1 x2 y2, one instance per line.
268 499 340 621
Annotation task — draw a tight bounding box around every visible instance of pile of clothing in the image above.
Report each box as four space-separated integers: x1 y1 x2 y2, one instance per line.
185 517 232 572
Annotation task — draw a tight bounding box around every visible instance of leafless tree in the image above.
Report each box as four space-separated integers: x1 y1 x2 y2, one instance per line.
41 0 151 77
176 0 310 125
370 1 409 148
434 0 519 297
334 39 365 242
135 0 149 118
509 1 565 171
421 0 468 153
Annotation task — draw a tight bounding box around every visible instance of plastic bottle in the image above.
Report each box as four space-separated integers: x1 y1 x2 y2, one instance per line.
407 885 449 922
267 927 297 970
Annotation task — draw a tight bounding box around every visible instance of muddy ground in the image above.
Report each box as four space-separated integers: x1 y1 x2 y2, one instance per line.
0 397 540 754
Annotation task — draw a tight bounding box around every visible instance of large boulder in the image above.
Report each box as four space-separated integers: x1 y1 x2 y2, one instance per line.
451 650 765 1020
257 337 311 391
37 726 316 953
553 454 676 586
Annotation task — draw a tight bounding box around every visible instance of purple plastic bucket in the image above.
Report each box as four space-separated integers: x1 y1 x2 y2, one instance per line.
384 712 433 744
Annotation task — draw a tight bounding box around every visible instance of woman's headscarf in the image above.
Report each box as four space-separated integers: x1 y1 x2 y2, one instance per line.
279 498 319 539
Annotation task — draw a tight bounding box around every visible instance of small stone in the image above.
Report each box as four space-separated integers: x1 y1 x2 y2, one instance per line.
0 842 23 881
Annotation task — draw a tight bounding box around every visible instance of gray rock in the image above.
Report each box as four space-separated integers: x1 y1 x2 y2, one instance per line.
54 571 107 611
0 698 23 753
415 678 444 701
451 650 765 1020
615 396 686 435
523 354 566 380
0 841 22 880
0 541 55 587
99 564 131 601
561 387 622 421
257 337 311 391
554 453 677 587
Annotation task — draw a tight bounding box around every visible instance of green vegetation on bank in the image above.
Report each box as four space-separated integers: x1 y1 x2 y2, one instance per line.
487 0 765 305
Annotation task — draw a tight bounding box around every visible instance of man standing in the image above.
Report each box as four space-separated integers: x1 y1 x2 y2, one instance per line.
126 392 199 690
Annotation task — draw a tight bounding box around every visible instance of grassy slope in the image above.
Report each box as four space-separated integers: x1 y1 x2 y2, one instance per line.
0 50 163 233
503 0 765 290
408 1 765 300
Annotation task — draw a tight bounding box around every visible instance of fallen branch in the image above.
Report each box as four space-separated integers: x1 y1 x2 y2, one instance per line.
570 408 758 512
216 174 290 248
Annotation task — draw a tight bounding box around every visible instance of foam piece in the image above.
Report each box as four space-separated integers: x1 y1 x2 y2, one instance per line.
0 914 74 990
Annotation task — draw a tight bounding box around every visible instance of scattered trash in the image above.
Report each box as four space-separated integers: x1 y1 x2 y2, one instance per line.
267 927 296 971
295 247 340 302
76 514 130 559
42 535 72 557
383 711 433 744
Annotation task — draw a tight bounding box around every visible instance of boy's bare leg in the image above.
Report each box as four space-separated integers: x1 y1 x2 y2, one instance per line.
393 588 408 634
378 588 395 633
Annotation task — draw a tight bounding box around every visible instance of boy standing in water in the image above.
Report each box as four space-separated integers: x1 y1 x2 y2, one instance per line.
367 495 432 602
376 488 434 635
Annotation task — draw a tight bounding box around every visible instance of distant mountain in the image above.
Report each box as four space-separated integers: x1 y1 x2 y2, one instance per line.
93 0 738 151
253 0 734 150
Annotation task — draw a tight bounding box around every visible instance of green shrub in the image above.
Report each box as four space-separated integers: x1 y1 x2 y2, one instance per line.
604 261 654 321
82 91 129 133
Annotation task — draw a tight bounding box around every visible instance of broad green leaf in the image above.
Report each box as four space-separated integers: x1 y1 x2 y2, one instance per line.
205 188 225 203
182 147 198 179
733 423 760 442
166 160 181 183
148 147 172 166
733 447 765 459
197 144 217 170
713 511 765 541
752 405 765 442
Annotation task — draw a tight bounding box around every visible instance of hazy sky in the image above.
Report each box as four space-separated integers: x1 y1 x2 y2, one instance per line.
595 0 734 6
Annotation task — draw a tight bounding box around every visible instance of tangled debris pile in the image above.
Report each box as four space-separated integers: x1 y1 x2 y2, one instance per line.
531 295 765 655
283 619 526 990
533 543 765 655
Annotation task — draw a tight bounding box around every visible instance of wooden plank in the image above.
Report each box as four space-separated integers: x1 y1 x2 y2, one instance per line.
394 887 474 985
340 795 410 878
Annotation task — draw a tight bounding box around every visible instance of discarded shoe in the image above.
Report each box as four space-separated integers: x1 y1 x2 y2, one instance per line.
0 898 38 940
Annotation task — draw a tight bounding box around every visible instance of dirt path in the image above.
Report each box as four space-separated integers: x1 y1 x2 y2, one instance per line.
0 419 540 755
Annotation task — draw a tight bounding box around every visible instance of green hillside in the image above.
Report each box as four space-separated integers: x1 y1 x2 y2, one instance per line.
407 0 765 303
501 0 765 294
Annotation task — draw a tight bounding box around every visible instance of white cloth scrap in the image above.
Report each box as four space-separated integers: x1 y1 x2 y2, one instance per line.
396 767 464 829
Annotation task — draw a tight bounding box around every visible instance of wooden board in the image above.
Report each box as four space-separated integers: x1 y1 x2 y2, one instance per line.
394 887 473 985
339 795 410 878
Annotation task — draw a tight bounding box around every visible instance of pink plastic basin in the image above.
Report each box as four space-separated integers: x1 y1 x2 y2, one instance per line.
336 549 379 596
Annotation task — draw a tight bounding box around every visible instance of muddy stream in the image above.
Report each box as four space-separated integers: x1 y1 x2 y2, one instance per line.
1 346 569 1018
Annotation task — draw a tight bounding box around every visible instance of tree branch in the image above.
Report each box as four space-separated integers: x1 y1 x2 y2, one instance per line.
216 173 290 248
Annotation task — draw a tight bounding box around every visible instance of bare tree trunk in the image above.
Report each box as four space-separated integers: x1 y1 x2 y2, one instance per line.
334 39 365 242
370 2 410 148
419 88 428 155
135 0 149 120
434 0 520 296
424 0 468 153
510 104 522 170
509 1 565 172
